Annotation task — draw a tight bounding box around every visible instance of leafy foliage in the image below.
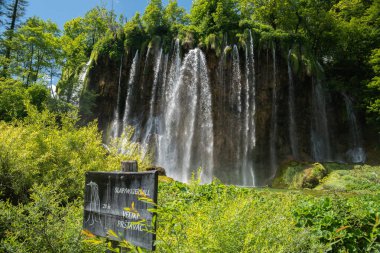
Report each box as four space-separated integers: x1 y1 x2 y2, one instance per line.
0 107 152 251
293 195 380 252
3 17 62 85
0 78 27 121
156 180 325 252
315 165 380 192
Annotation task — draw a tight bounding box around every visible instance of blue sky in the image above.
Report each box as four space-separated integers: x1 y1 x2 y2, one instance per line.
26 0 192 29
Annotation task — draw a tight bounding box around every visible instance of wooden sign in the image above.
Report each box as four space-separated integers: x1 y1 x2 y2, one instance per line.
83 171 158 250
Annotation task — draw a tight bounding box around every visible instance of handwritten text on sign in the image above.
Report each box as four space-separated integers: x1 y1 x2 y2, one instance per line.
83 171 158 251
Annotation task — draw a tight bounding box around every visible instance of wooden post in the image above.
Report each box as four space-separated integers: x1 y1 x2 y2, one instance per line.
121 160 138 172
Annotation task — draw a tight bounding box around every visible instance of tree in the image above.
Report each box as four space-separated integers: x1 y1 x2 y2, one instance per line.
83 7 114 49
163 0 188 35
9 17 62 86
367 48 380 128
57 18 88 103
0 0 6 25
189 0 239 36
124 13 147 46
57 7 117 104
1 0 28 76
142 0 164 36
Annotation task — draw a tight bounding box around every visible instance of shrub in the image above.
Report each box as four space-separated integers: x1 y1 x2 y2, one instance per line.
0 78 28 121
0 108 151 251
293 195 380 252
155 180 325 252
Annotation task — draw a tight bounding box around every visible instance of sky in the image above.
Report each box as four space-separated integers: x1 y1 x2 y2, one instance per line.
26 0 192 29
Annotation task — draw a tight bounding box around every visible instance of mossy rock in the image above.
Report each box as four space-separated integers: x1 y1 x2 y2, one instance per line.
302 163 327 189
272 162 327 189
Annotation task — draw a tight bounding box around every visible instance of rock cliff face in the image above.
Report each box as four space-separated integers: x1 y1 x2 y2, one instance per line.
84 39 367 186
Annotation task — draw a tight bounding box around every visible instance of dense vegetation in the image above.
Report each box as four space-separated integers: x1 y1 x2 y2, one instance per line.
0 0 379 252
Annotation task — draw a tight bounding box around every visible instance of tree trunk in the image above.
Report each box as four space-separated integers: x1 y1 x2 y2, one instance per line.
26 44 34 86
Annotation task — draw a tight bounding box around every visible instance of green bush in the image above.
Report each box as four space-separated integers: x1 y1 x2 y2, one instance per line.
0 108 152 252
0 78 28 121
315 165 380 192
26 84 50 111
293 195 380 252
0 185 106 253
155 180 325 252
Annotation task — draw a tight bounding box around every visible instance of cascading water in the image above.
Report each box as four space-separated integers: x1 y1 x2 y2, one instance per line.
242 31 257 186
248 31 256 150
287 50 299 159
142 48 163 146
157 39 182 170
158 48 214 183
161 54 169 103
232 45 242 173
342 93 366 163
164 39 181 105
269 45 278 176
219 46 228 116
311 78 331 161
74 59 92 106
110 55 124 139
232 45 242 114
122 51 139 129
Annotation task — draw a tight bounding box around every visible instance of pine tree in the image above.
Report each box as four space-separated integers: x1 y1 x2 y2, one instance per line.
1 0 28 77
0 0 6 25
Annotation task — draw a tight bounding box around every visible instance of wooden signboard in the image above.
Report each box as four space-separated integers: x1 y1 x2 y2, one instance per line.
83 171 158 250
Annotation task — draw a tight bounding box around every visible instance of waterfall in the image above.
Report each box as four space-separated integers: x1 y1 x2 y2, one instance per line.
122 51 139 129
142 48 163 146
161 54 169 103
232 45 242 114
110 55 124 139
164 39 181 108
219 46 228 116
244 30 257 185
342 93 366 163
158 48 214 183
287 50 299 159
248 31 257 150
232 45 242 175
311 78 331 161
269 45 278 176
74 59 92 106
157 39 181 169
